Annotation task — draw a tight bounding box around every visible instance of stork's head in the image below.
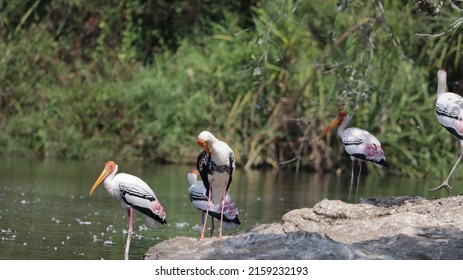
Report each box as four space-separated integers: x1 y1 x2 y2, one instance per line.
187 169 201 185
197 131 215 155
437 69 448 95
192 169 201 180
318 112 348 141
437 69 447 81
89 161 118 196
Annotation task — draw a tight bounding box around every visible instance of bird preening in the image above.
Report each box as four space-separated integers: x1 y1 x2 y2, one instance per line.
196 130 237 239
318 111 388 203
89 161 166 260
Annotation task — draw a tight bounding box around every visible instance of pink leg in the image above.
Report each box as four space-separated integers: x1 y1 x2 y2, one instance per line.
200 212 215 237
218 184 227 239
199 185 212 240
124 208 133 260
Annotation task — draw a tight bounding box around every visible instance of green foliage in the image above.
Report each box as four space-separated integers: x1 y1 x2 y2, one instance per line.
1 0 463 179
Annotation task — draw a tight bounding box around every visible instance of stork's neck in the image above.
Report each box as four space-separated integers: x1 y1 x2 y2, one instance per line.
103 165 118 191
437 72 447 96
337 115 352 137
209 134 219 145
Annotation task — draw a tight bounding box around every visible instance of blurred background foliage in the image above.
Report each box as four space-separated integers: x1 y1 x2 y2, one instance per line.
1 0 463 178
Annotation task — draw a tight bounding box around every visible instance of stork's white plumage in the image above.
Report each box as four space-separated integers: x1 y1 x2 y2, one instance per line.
89 161 166 260
319 112 388 203
197 131 235 239
188 170 240 237
432 69 463 193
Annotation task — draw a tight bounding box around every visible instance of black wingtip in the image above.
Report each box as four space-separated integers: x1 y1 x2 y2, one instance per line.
351 153 388 167
377 159 389 167
206 210 240 225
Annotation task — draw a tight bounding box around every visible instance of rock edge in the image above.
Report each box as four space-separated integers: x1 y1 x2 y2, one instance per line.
144 196 463 260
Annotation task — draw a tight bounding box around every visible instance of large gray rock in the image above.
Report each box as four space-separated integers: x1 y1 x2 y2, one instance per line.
144 196 463 260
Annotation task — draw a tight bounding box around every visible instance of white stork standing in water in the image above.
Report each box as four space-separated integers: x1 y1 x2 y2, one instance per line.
188 168 240 237
89 161 166 260
319 112 388 203
196 131 235 239
431 69 463 194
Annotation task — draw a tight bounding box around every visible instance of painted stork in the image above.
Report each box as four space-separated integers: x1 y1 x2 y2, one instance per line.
188 168 240 237
89 161 166 260
319 112 388 203
196 131 235 239
431 69 463 194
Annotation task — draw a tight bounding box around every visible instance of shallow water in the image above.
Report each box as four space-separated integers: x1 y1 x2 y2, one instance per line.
0 157 447 259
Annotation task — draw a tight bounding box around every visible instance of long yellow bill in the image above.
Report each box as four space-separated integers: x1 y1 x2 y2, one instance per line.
318 117 340 141
89 168 110 196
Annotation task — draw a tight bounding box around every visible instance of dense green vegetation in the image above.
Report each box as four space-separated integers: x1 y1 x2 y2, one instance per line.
1 0 462 178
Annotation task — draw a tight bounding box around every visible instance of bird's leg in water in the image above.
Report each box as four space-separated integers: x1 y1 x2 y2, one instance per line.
354 161 363 204
124 208 133 260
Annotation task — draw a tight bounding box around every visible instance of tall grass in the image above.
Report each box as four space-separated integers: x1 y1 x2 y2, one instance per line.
0 0 462 179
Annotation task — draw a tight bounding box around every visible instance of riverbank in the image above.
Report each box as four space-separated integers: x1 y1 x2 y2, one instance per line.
144 196 463 259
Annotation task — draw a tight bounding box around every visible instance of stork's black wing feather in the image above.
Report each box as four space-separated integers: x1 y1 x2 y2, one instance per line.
197 150 211 197
226 151 235 192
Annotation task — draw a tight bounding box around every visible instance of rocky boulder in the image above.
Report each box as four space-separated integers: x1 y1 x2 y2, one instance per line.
144 196 463 259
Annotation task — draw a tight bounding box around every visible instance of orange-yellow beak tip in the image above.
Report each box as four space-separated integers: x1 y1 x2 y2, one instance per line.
318 118 339 141
88 169 109 197
89 184 98 196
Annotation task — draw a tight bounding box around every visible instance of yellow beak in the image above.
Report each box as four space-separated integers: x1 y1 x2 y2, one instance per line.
89 168 110 196
318 117 340 141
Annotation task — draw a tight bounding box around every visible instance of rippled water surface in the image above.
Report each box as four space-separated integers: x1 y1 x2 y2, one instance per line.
0 157 446 259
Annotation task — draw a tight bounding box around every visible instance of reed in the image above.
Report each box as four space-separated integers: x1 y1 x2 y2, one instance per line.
0 0 462 179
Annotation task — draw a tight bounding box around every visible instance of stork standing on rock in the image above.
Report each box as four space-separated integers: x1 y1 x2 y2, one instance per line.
196 131 236 239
